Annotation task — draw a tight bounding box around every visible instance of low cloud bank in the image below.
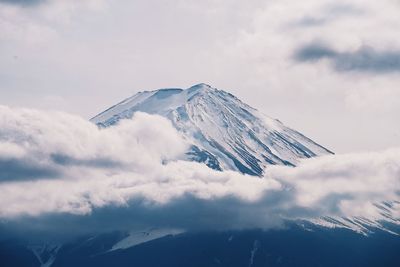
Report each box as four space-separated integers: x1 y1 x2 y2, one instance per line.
0 106 399 235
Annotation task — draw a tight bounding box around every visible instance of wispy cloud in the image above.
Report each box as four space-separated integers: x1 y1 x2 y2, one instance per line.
0 0 44 7
293 4 363 27
293 43 337 61
294 43 400 73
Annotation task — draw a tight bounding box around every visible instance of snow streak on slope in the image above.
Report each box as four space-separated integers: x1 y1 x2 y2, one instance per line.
91 84 332 175
29 244 60 267
308 201 400 235
110 229 184 251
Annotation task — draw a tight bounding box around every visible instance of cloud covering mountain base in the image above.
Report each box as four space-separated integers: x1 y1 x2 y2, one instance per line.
0 106 399 236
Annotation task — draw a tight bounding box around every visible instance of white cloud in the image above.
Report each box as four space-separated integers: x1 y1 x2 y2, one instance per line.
0 106 280 218
0 106 398 234
268 149 400 218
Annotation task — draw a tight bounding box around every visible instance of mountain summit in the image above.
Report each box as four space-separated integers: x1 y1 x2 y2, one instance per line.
91 84 332 175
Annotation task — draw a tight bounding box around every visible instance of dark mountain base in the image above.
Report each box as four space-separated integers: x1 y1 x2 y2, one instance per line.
0 240 40 267
2 227 400 267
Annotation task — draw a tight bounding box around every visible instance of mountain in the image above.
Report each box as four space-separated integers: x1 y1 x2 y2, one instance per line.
91 83 333 176
1 84 399 267
90 83 400 234
5 226 400 267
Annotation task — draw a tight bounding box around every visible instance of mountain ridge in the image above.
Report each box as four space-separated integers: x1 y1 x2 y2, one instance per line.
91 83 333 176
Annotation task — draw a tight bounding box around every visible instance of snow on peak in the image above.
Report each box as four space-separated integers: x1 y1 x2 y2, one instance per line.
91 84 333 175
187 83 213 92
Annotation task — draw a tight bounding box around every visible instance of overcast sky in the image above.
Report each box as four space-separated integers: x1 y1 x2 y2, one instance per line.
1 0 400 153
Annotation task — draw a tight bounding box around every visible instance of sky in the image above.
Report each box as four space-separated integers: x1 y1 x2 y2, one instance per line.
1 0 400 153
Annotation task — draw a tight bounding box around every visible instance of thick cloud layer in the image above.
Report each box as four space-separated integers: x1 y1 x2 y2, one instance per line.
0 106 399 237
0 106 280 219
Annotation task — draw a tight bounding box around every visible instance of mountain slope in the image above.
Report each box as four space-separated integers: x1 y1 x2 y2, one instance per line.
91 83 332 175
47 227 400 267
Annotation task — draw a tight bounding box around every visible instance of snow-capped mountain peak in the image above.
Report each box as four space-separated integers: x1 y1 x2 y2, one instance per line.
91 84 333 175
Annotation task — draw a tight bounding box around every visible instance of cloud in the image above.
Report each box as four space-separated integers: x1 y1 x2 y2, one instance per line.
0 106 280 218
293 43 337 61
0 0 44 7
0 106 399 239
293 4 363 27
294 43 400 73
0 158 59 181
